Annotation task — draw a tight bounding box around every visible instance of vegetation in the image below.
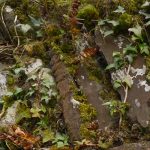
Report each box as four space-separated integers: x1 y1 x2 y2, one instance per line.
0 0 150 149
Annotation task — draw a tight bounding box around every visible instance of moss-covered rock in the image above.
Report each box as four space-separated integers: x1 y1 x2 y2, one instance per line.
77 4 99 30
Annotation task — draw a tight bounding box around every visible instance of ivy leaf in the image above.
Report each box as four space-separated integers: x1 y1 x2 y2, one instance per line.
41 95 50 104
29 16 43 27
139 11 150 19
139 43 149 55
14 67 25 75
36 30 43 37
42 129 54 143
14 87 23 95
142 1 150 7
123 75 133 88
104 30 114 37
113 80 122 89
113 51 121 58
98 20 106 25
128 25 142 39
125 55 134 64
30 107 41 118
5 91 13 96
145 20 150 26
123 45 137 55
17 24 32 34
105 63 115 70
113 6 126 14
107 20 119 26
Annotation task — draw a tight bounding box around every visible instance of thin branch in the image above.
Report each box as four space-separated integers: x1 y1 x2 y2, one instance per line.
1 2 13 44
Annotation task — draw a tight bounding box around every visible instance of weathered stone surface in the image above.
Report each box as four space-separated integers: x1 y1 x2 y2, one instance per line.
95 30 150 127
128 56 150 127
50 51 81 141
110 142 150 150
76 65 112 129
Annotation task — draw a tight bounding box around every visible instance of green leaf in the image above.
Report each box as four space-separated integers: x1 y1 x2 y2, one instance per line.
113 51 121 58
113 80 122 89
14 87 23 95
139 43 149 55
36 30 43 37
16 103 31 123
104 30 114 37
128 25 142 39
30 107 41 118
113 6 126 14
123 45 137 55
107 20 119 26
145 20 150 26
5 91 13 96
105 63 115 70
125 55 134 64
41 95 49 103
123 75 133 88
29 16 43 27
14 67 25 75
42 129 54 143
142 1 150 7
139 11 150 19
17 24 32 33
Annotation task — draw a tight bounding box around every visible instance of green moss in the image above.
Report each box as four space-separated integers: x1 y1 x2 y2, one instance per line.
79 103 97 122
61 43 73 53
7 75 15 86
99 89 118 102
145 56 150 82
45 24 62 37
77 4 99 30
24 41 47 59
80 123 97 139
112 0 145 13
8 0 40 23
115 13 132 33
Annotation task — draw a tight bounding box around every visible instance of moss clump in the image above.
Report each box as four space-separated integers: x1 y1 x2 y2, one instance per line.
7 75 15 86
80 123 97 140
112 0 144 13
77 4 99 30
61 43 73 53
24 41 47 59
8 0 40 23
115 13 132 33
79 103 97 122
45 24 62 37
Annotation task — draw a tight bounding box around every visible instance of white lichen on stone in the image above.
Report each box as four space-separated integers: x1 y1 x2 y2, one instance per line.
25 59 43 75
5 5 13 13
111 68 133 86
135 99 141 108
138 80 150 92
71 97 80 109
131 65 146 77
0 73 7 98
0 101 19 126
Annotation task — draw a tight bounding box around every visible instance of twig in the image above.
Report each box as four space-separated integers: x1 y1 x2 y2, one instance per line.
1 2 13 44
14 15 20 47
119 64 131 128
